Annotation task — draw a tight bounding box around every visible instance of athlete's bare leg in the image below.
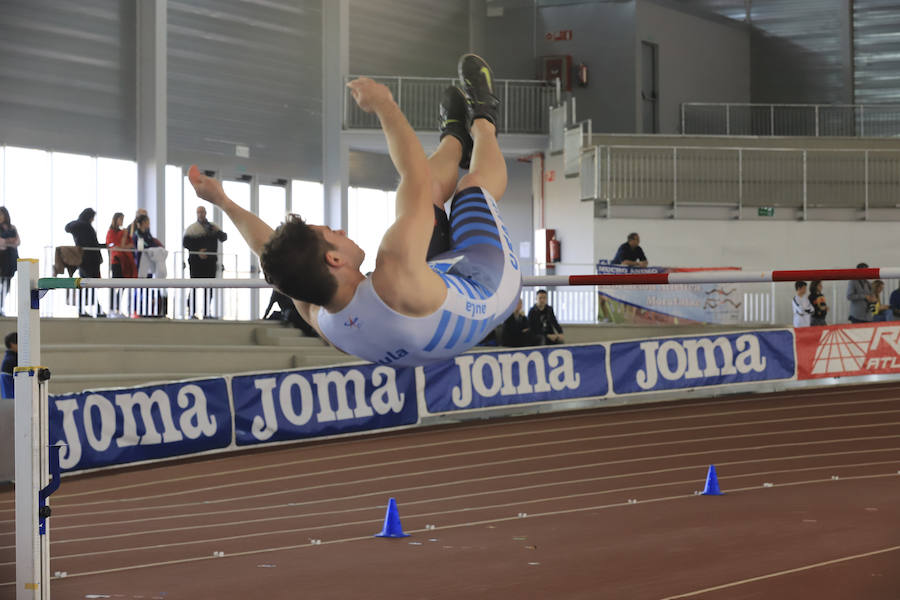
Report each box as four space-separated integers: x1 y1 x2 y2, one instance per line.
428 135 463 209
457 118 506 201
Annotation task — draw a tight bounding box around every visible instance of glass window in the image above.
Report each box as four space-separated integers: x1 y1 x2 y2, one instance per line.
348 187 396 275
259 184 287 315
52 152 98 267
97 157 137 264
291 180 324 225
165 165 184 278
221 180 252 320
4 147 52 270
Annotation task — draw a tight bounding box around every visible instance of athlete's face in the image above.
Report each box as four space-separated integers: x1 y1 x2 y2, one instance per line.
536 292 548 309
313 225 365 269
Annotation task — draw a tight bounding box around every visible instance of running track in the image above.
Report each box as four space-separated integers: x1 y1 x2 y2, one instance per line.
2 382 900 599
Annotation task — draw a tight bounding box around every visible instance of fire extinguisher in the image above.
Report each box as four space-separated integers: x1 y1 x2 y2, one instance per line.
549 234 561 263
576 62 589 88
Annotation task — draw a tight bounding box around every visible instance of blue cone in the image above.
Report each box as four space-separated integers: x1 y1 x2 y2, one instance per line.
701 464 724 495
374 497 410 538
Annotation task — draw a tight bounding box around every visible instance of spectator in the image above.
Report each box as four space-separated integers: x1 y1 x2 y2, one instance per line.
65 208 104 317
792 281 813 327
612 232 648 267
501 299 540 347
106 212 137 318
183 206 227 318
889 284 900 321
132 214 166 317
0 208 20 316
1 332 16 375
808 280 828 326
528 289 565 344
847 263 876 324
872 280 891 321
263 290 318 337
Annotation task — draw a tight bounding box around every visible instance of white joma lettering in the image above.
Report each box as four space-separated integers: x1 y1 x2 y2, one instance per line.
55 385 217 470
635 335 766 390
451 349 580 408
249 366 405 441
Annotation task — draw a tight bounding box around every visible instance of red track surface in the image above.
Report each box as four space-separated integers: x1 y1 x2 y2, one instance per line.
2 382 900 599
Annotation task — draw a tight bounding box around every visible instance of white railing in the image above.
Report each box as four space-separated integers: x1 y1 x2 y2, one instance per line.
343 75 556 134
581 144 900 216
39 246 255 320
681 102 900 138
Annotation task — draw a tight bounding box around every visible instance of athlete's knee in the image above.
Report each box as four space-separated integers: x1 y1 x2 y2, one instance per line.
457 173 504 201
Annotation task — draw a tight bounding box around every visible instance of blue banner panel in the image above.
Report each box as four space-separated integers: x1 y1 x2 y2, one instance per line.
423 345 608 413
232 364 419 446
49 378 232 473
610 330 795 394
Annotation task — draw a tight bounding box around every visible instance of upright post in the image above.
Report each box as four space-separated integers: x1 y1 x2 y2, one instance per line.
15 259 46 600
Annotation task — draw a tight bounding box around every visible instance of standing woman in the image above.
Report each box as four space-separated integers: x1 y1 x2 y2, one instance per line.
106 212 137 317
809 280 828 326
0 208 20 316
66 208 104 317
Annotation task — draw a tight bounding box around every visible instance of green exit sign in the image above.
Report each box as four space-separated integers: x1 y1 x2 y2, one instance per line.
758 206 775 217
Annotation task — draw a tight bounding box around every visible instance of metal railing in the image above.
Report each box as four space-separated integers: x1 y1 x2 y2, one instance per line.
682 102 900 137
40 246 253 320
581 144 900 217
343 75 556 134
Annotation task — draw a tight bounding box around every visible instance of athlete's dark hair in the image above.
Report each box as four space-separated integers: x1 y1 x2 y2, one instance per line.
794 280 807 291
260 214 338 306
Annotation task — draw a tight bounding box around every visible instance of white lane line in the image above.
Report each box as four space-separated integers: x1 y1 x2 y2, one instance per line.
1 472 894 585
38 459 900 549
40 397 900 501
658 545 900 599
29 445 900 527
46 423 900 509
1 386 897 511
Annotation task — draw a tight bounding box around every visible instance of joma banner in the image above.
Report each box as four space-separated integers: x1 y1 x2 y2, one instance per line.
49 378 231 472
231 363 420 446
422 345 607 413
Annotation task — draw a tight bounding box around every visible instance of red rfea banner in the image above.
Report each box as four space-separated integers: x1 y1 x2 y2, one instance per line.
795 322 900 379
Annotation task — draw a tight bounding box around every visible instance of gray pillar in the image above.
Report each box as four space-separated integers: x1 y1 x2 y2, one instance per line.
136 0 167 245
249 176 260 318
840 0 855 103
323 0 350 231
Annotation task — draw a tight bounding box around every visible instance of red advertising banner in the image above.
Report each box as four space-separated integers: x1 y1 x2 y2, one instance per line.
795 322 900 379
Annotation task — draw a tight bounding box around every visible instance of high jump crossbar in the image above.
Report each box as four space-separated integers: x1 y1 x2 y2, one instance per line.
35 268 900 290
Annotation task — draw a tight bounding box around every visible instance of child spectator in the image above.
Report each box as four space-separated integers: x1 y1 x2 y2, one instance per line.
792 281 813 327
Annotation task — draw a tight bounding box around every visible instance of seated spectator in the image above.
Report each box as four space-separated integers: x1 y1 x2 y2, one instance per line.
612 232 648 267
528 289 565 345
501 299 540 347
889 284 900 321
792 281 813 327
808 280 828 326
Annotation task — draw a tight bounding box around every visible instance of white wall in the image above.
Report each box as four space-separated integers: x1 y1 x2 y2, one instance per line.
538 149 596 276
595 216 900 324
636 0 751 133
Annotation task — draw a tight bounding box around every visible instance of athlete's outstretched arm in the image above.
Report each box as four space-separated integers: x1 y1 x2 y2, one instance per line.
188 165 273 256
347 78 433 266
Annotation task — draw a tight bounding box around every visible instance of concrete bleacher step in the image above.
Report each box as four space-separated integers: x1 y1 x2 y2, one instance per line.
41 344 302 375
252 326 329 347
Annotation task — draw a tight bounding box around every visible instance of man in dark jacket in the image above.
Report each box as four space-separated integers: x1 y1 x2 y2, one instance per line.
612 232 648 267
528 289 565 345
65 208 104 316
183 206 227 318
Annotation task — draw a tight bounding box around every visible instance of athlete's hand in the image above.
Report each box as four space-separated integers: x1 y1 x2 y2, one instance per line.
188 165 226 207
347 77 394 113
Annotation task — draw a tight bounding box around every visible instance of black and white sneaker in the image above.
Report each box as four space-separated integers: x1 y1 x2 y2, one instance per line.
439 85 473 169
458 53 500 128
